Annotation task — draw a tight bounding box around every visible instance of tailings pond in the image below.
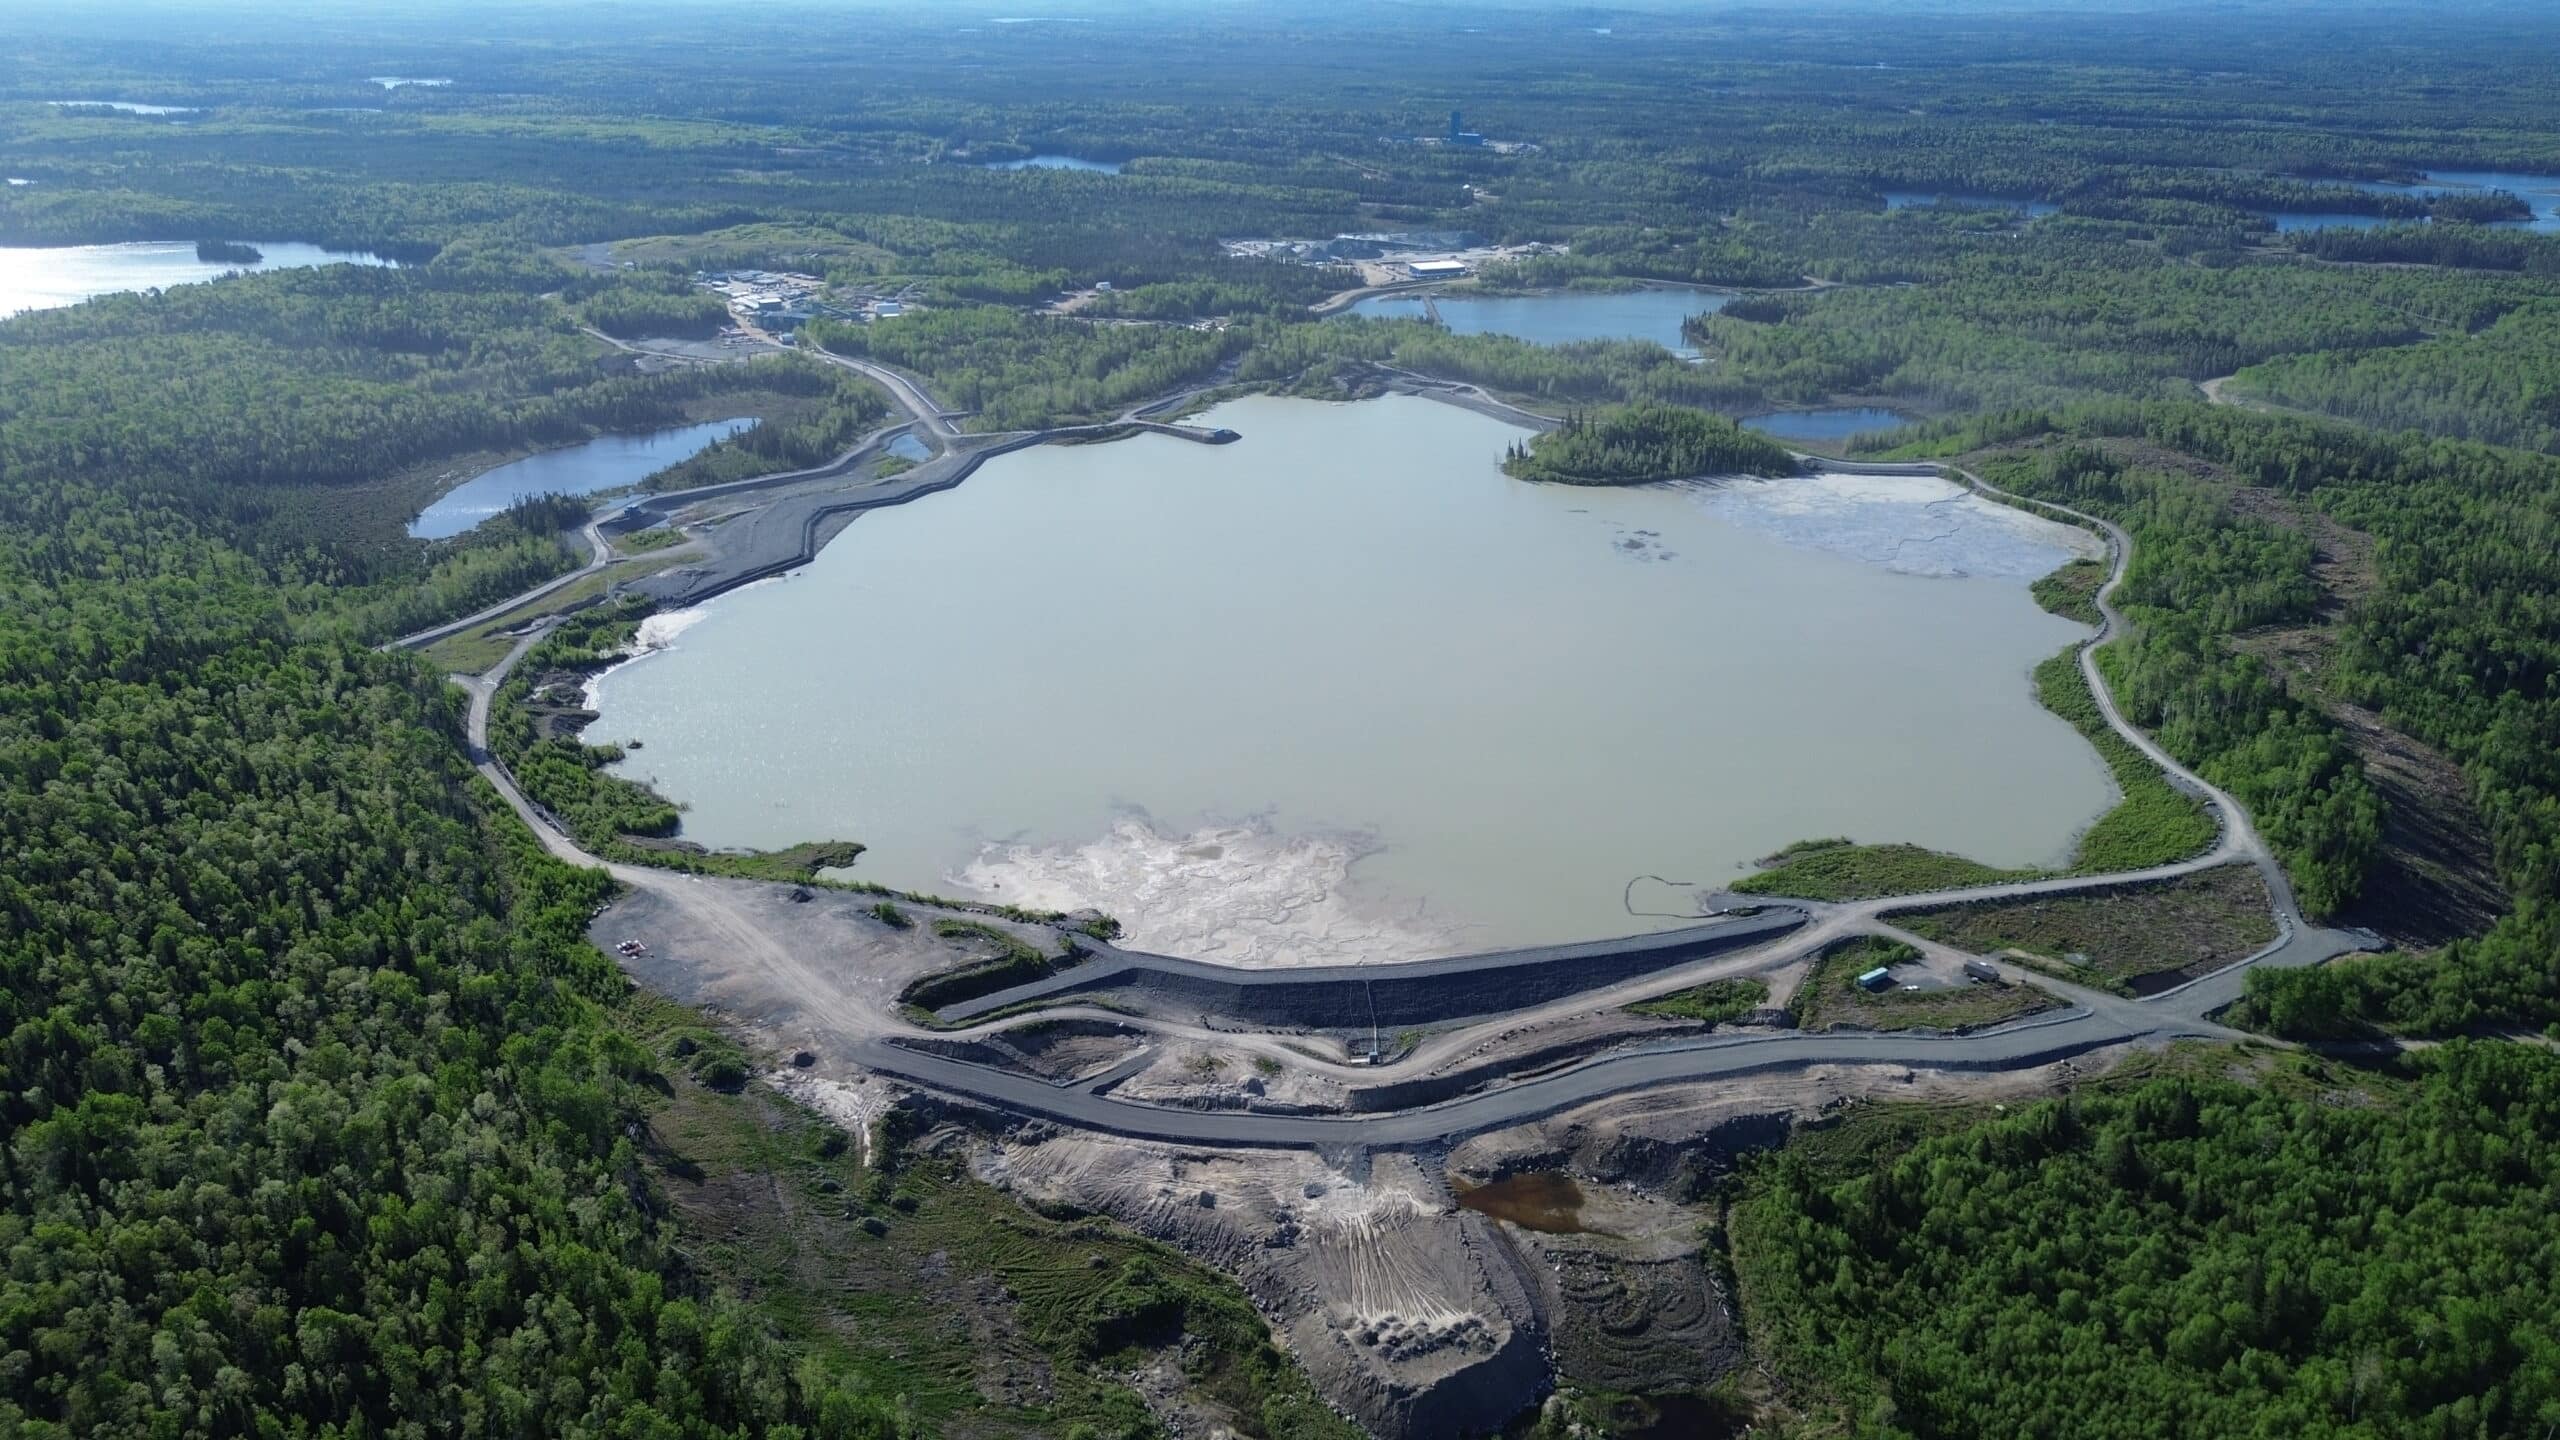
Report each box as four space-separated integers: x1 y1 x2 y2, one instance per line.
0 240 395 319
589 395 2110 965
1344 286 1721 353
408 418 754 539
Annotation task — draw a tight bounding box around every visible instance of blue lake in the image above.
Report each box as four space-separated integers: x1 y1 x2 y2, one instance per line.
409 419 755 539
49 99 196 115
887 433 933 461
0 240 396 320
1884 192 2059 218
1345 286 1725 353
2287 170 2560 232
2402 170 2560 232
985 154 1122 173
1741 407 1913 444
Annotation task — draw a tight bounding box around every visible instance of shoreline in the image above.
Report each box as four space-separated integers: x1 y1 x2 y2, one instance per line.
619 414 1237 611
591 399 2116 964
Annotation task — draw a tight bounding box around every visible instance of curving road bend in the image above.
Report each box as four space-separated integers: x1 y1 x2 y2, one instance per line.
814 351 962 441
390 329 950 654
434 395 2380 1150
393 517 613 651
623 315 970 441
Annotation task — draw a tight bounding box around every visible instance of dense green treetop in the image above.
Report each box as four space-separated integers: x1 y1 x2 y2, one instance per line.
0 481 905 1436
1500 402 1796 484
1737 1046 2560 1439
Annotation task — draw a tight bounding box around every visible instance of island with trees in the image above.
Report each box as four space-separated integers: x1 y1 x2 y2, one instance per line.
1499 401 1797 485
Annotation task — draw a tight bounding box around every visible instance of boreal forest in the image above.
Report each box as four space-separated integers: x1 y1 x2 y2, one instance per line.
2 2 2557 1437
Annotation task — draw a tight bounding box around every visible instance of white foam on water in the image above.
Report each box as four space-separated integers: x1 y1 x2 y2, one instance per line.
632 606 713 650
581 603 729 707
954 812 1466 968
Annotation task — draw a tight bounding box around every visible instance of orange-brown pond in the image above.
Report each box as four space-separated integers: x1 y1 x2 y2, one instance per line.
1453 1171 1594 1234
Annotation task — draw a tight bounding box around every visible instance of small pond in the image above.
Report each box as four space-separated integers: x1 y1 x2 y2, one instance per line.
408 418 755 539
886 433 933 462
984 154 1122 173
1344 285 1723 354
1456 1172 1594 1234
1741 407 1913 444
0 240 396 320
48 100 196 115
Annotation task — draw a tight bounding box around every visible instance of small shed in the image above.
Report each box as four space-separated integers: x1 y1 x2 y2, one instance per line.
1856 966 1894 993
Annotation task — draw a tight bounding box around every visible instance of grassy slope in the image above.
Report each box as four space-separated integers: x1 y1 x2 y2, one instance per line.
621 991 1361 1440
1791 937 2055 1033
1628 976 1771 1025
1733 841 2036 902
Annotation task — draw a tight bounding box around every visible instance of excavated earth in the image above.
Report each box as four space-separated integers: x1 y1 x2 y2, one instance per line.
897 1053 2103 1438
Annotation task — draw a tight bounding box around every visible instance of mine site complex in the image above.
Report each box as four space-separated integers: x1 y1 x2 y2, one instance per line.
17 6 2559 1438
399 312 2379 1439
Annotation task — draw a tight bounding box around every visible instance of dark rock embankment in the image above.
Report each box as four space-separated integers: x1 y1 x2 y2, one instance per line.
616 418 1238 609
936 910 1805 1031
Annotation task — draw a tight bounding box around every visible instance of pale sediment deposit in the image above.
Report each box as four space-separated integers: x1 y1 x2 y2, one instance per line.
1692 468 2107 579
955 812 1467 967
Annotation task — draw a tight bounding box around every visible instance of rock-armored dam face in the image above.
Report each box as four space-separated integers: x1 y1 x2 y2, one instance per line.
936 908 1807 1030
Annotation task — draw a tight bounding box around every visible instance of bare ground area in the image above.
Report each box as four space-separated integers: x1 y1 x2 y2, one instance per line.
945 1053 2116 1437
596 879 1063 1058
1114 1040 1358 1112
1438 1057 2101 1415
974 1133 1546 1439
987 1018 1149 1082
